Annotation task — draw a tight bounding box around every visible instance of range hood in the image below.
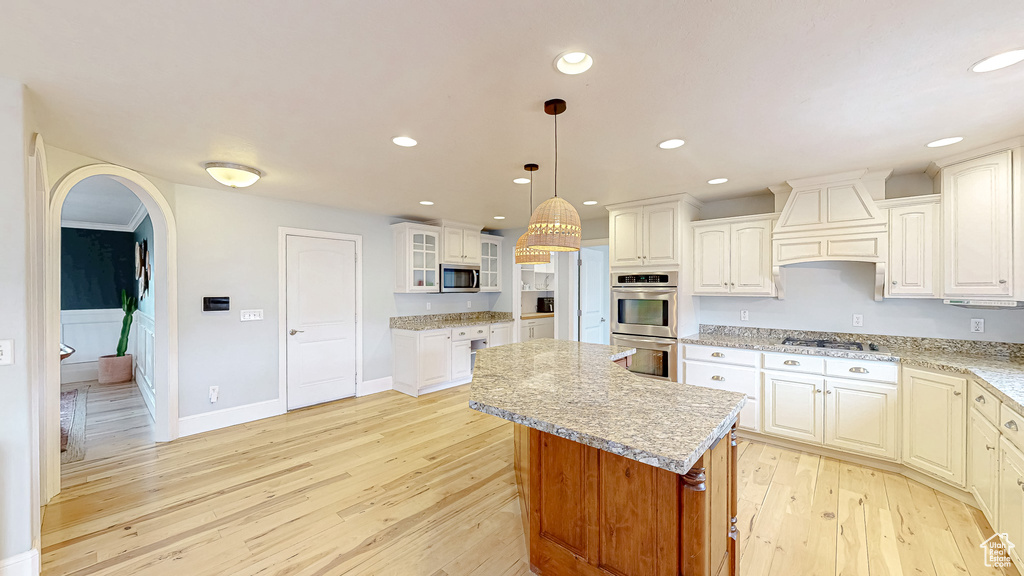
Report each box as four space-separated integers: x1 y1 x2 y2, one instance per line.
769 169 892 301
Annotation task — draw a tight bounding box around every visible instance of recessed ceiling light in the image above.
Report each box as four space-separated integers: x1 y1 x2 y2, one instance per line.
658 139 685 149
419 200 434 206
204 162 262 188
927 137 964 148
493 216 506 220
392 136 418 147
555 51 594 75
513 177 531 184
583 200 598 206
971 50 1024 72
707 178 729 185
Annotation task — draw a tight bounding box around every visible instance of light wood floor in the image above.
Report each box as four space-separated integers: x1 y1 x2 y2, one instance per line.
43 383 1019 576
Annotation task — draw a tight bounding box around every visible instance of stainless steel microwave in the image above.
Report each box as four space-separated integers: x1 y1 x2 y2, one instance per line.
441 263 480 293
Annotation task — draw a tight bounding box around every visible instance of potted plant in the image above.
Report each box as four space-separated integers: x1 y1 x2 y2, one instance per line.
97 289 138 384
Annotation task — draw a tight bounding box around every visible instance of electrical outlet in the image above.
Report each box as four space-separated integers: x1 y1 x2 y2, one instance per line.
240 309 264 322
209 386 219 403
0 340 12 366
426 302 431 311
971 318 985 333
852 314 864 327
741 310 749 321
467 300 472 309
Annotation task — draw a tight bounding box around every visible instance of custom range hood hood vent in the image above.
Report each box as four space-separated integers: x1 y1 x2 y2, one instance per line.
770 169 892 301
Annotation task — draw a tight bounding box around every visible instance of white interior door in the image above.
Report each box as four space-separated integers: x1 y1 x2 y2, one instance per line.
579 246 609 344
286 235 357 410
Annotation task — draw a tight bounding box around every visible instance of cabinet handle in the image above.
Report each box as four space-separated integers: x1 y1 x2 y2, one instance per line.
711 375 725 381
815 389 822 393
953 391 962 396
1018 478 1024 490
849 367 868 374
999 279 1008 284
975 395 986 404
784 360 800 366
826 390 833 394
987 445 997 451
1006 420 1020 432
711 352 725 358
637 256 642 260
459 332 466 336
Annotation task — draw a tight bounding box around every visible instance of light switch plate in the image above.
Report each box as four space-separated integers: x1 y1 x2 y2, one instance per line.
240 309 264 322
0 340 12 365
852 314 864 327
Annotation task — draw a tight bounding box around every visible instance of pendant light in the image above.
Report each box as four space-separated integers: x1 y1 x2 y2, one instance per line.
515 163 551 265
526 98 581 252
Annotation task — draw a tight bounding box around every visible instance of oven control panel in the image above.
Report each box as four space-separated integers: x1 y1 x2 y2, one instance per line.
612 271 678 287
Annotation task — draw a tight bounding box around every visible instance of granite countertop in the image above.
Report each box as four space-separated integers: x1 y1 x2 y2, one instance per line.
469 339 746 475
680 329 1024 415
390 311 514 331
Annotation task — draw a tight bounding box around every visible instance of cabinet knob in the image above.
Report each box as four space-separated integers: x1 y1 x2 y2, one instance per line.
784 360 800 366
637 256 642 259
815 389 822 393
954 391 962 396
1006 420 1020 432
975 395 986 404
849 367 868 374
987 445 997 451
711 375 725 381
1018 478 1024 490
892 281 898 285
999 279 1008 284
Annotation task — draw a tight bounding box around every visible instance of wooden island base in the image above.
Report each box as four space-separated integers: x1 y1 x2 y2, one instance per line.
513 423 738 576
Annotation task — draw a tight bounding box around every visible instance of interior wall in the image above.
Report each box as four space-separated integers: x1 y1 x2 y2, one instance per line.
134 214 155 316
698 261 1024 342
698 194 776 220
60 227 136 310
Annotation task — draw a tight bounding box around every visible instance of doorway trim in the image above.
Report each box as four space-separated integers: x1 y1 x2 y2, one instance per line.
45 163 179 499
277 227 363 411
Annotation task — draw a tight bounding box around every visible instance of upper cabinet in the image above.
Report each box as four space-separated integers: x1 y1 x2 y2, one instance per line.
480 235 502 292
940 150 1014 298
878 196 940 298
431 220 483 266
608 198 699 269
692 216 776 296
393 222 441 293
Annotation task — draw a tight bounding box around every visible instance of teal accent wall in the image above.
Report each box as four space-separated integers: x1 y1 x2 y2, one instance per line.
61 227 136 310
133 214 154 316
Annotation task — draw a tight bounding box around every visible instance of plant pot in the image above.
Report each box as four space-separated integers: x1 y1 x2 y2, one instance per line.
98 354 133 384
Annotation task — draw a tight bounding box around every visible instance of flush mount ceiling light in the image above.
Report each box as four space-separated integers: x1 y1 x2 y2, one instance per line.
526 99 582 252
555 51 594 75
515 163 551 265
658 139 685 149
204 162 262 188
419 200 434 205
583 200 598 206
493 216 506 220
513 177 531 184
927 136 964 148
971 49 1024 72
708 178 729 185
392 136 418 147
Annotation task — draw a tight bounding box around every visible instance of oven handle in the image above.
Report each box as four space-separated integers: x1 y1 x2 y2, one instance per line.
613 336 678 349
612 287 678 294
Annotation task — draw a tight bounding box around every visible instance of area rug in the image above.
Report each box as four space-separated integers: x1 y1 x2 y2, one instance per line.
60 386 89 464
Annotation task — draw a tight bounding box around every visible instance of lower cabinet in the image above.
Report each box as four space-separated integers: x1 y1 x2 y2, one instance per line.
418 329 452 387
520 317 554 342
451 339 472 381
392 321 508 397
684 360 760 432
902 367 966 487
763 371 824 444
489 322 513 347
824 377 898 461
999 437 1024 570
969 408 1001 524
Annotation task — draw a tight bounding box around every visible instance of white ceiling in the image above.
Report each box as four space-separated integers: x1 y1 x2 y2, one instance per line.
61 175 144 229
4 1 1024 228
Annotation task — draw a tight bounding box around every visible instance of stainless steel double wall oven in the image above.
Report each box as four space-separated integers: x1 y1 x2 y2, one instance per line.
610 271 679 381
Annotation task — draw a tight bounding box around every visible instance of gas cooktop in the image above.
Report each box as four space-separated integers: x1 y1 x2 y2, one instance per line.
781 337 889 353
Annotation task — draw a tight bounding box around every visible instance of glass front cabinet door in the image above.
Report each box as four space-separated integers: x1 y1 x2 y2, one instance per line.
393 223 441 293
480 235 502 292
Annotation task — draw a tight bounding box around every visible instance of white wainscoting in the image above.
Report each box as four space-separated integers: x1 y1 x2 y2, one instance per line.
134 310 156 421
0 549 40 576
60 308 124 384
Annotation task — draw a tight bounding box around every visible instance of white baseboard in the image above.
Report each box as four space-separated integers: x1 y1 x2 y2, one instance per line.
61 361 97 384
0 549 39 576
178 399 283 438
357 376 392 397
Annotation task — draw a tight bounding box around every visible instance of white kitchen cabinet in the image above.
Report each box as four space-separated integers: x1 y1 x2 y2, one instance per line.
608 200 682 267
825 377 898 460
392 222 441 293
902 367 966 487
999 437 1024 570
763 371 824 444
488 322 513 347
480 235 502 292
392 328 452 396
430 220 483 265
882 197 940 298
969 407 1001 525
692 216 775 296
520 317 554 342
684 360 760 432
451 339 473 381
942 150 1014 297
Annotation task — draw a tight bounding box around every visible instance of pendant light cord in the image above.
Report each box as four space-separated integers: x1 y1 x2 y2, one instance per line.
553 113 558 198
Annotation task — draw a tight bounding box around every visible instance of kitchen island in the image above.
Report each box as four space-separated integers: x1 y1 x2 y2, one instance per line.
470 339 747 576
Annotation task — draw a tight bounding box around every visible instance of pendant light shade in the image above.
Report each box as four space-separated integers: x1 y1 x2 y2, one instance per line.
515 163 551 265
526 99 581 252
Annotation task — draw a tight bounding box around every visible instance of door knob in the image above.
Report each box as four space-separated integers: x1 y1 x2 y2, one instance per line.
289 329 304 336
600 318 606 322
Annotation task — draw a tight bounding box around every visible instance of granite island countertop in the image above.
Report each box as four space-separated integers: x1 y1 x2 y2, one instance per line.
680 328 1024 416
469 339 746 475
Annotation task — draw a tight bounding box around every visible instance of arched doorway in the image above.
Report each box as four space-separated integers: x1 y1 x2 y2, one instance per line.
42 164 179 501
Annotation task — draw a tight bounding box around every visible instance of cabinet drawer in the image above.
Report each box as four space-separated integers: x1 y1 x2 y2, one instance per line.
825 358 898 383
685 361 759 398
970 380 1001 426
452 325 488 342
684 345 759 367
763 353 824 375
1001 403 1024 452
